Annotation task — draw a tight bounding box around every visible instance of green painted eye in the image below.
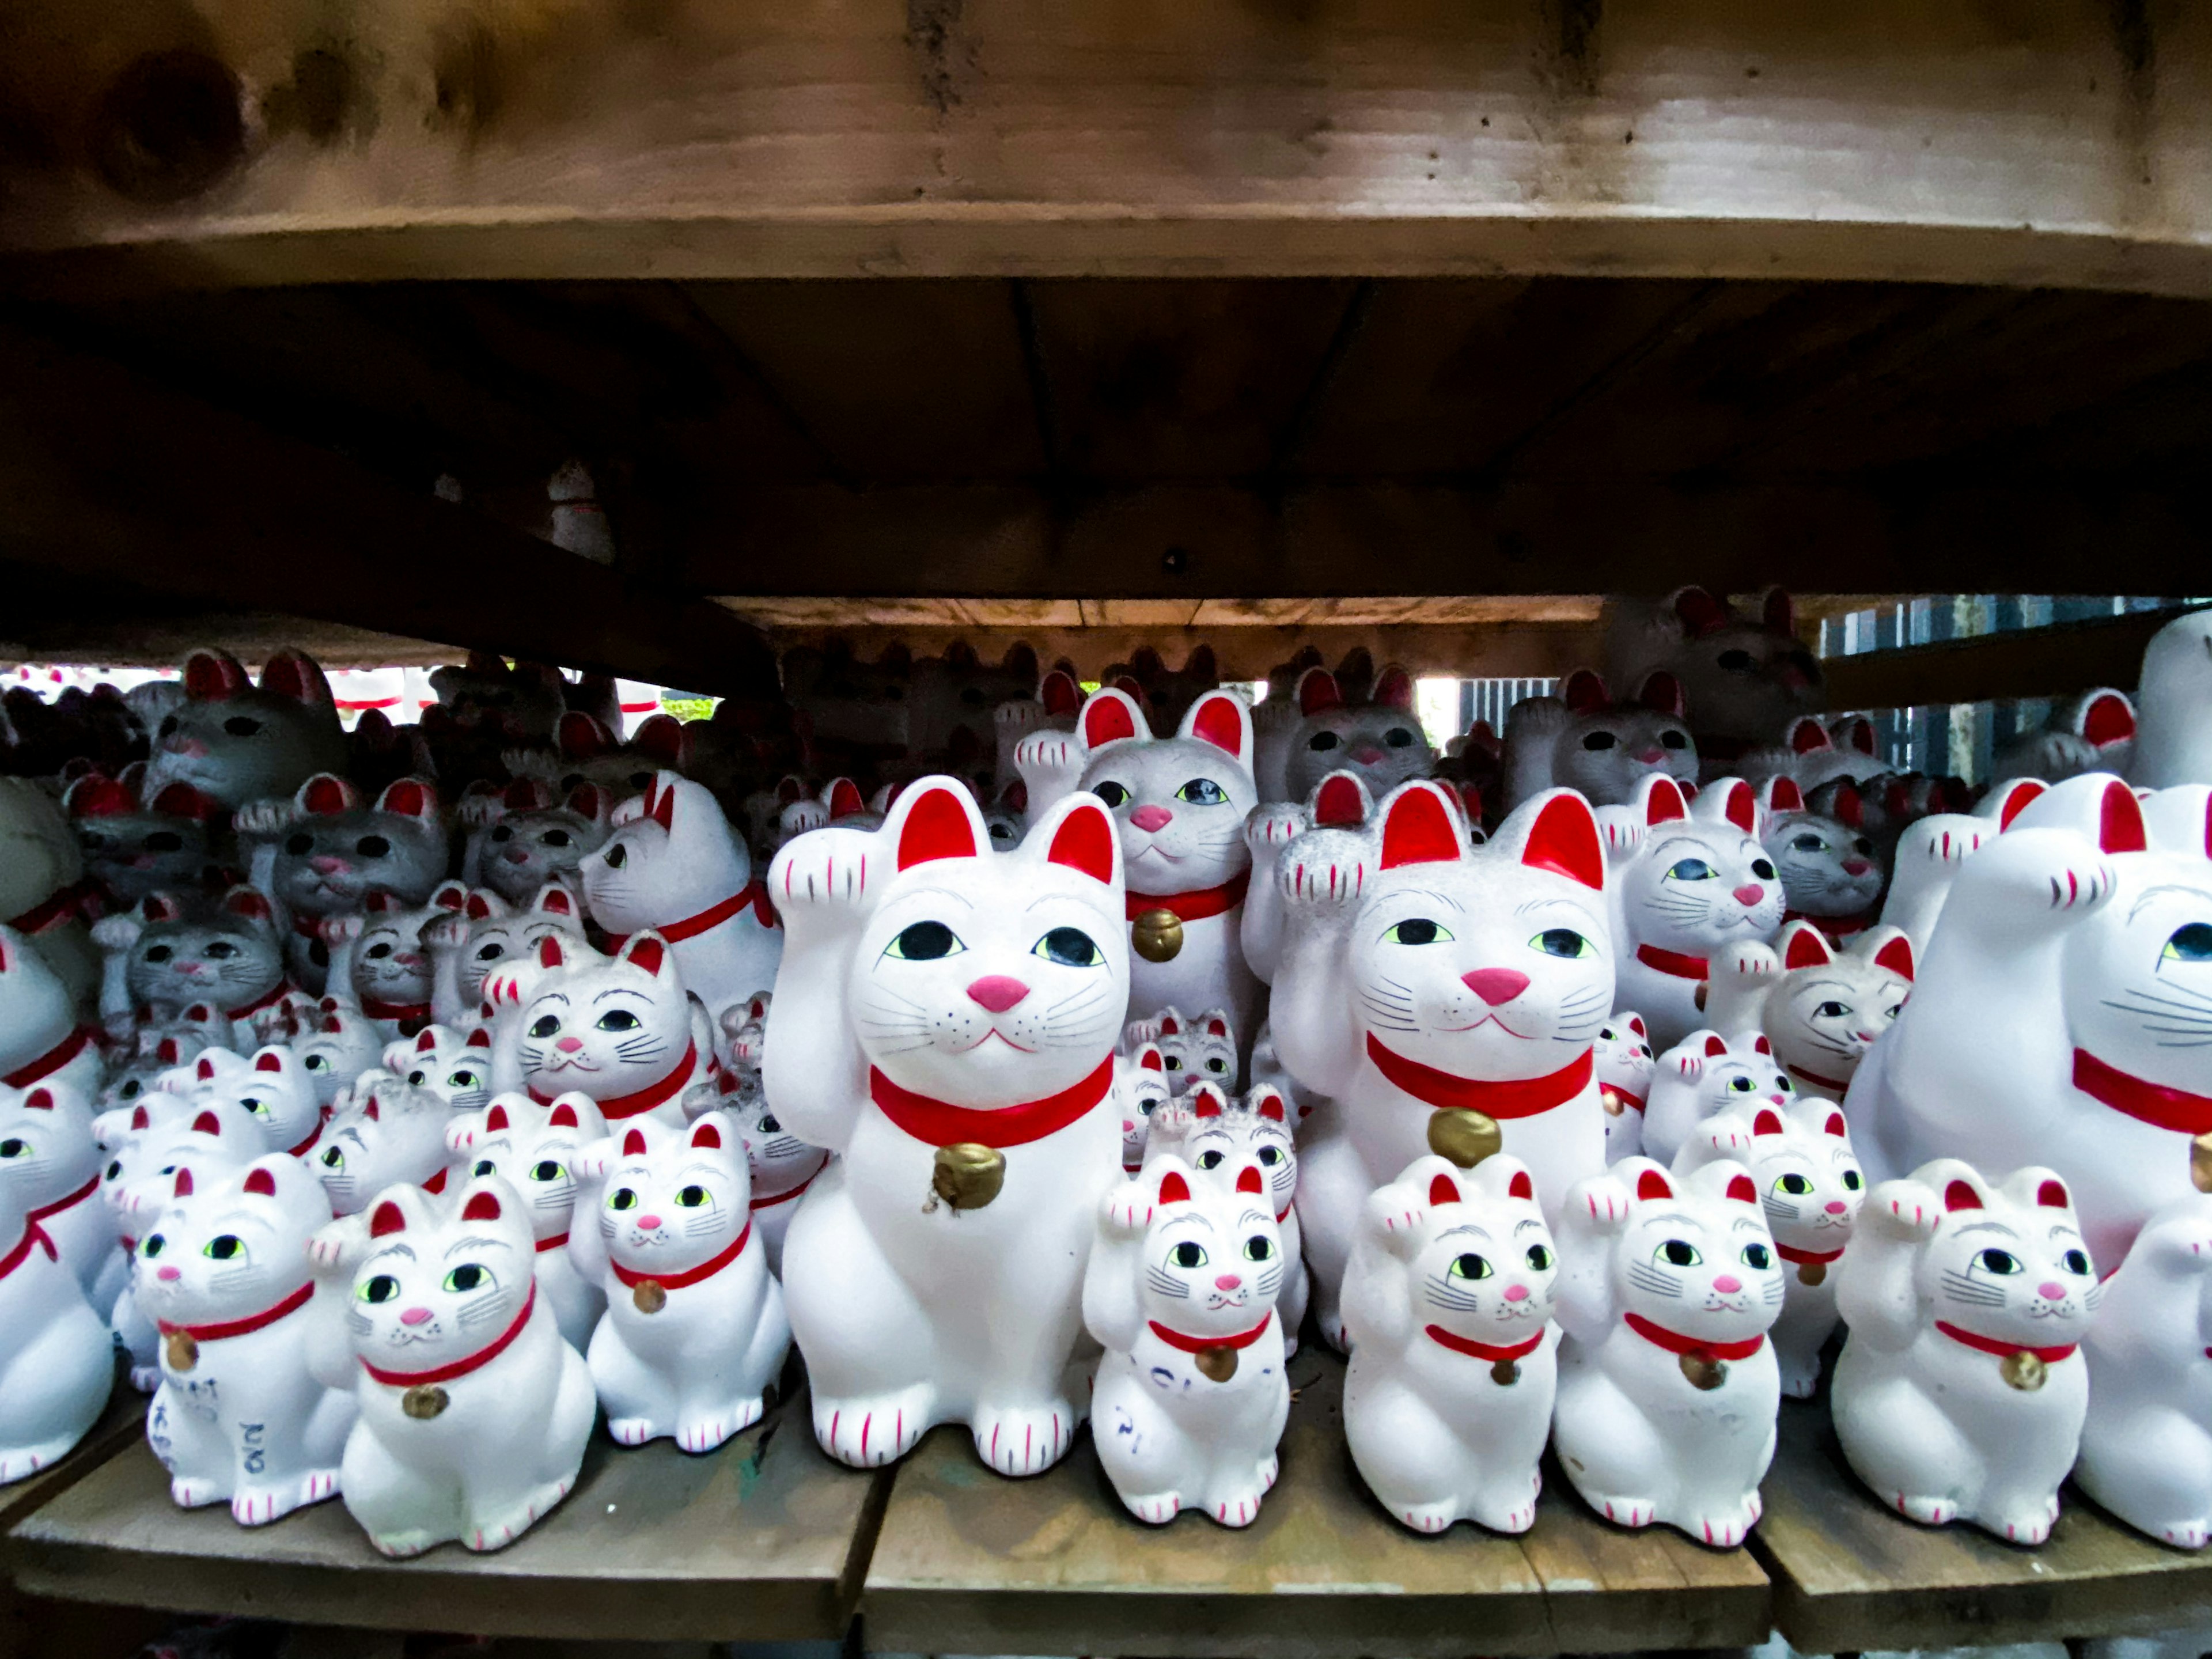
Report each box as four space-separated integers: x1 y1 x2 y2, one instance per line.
1169 1240 1208 1269
1382 918 1452 945
609 1188 638 1210
0 1138 27 1157
885 921 962 960
1977 1248 2024 1275
320 1147 344 1169
528 1015 560 1039
1448 1252 1493 1280
142 1235 166 1258
443 1264 490 1293
1243 1235 1275 1262
1842 1169 1864 1191
1034 927 1102 967
360 1274 399 1303
1092 781 1130 809
676 1184 709 1207
1658 1239 1702 1267
1741 1243 1773 1271
1666 858 1717 881
1530 928 1593 958
1195 1149 1225 1170
531 1160 565 1181
2164 923 2212 962
1525 1244 1554 1271
474 1158 495 1177
1777 1173 1813 1196
203 1234 245 1260
1176 778 1228 806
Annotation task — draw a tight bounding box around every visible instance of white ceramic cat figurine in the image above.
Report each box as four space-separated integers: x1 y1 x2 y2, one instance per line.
578 771 781 1029
2133 611 2212 789
580 1111 790 1452
1594 1014 1654 1162
1341 1150 1559 1534
424 881 586 1031
136 1155 354 1523
1702 922 1915 1100
494 933 711 1124
0 1152 114 1485
1675 1101 1863 1398
1152 1082 1307 1351
1764 791 1886 938
65 773 218 910
1 923 103 1097
1277 664 1435 805
1243 770 1372 984
142 649 346 812
1156 1009 1237 1097
1271 781 1612 1347
1017 685 1263 1049
993 666 1084 787
337 1176 596 1555
93 887 289 1050
296 1003 387 1110
1501 668 1698 809
1994 690 2138 785
464 779 612 905
321 889 452 1040
0 776 103 1011
732 1091 828 1275
1872 777 2047 957
1114 1043 1171 1173
1832 1160 2099 1543
0 1078 124 1318
313 1076 454 1215
1849 773 2212 1267
1639 1029 1797 1168
1084 1154 1289 1527
765 779 1127 1475
1552 1157 1783 1546
173 1044 326 1161
446 1093 609 1351
1604 588 1823 767
2077 1137 2212 1549
1609 777 1786 1049
389 1025 494 1116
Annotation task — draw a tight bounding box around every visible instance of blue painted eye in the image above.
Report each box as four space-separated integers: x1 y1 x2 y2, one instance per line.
1176 779 1227 806
1740 1243 1772 1271
2164 923 2212 962
1666 858 1716 881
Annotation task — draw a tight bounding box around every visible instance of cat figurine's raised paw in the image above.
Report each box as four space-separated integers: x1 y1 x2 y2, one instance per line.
447 1092 608 1351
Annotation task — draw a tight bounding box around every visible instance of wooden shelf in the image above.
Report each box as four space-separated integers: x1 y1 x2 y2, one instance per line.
3 1385 888 1643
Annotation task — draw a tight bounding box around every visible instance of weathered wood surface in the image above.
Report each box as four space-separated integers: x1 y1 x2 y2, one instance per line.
1821 606 2199 714
0 1366 146 1536
5 1388 888 1642
1755 1397 2212 1652
5 4 2212 294
861 1347 1770 1658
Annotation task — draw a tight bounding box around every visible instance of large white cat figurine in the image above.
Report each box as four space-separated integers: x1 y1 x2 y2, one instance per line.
0 1078 124 1317
1832 1160 2099 1543
765 779 1127 1475
1552 1157 1782 1545
1271 781 1612 1347
2133 611 2212 789
1639 1029 1797 1168
1 923 103 1097
313 1076 454 1215
1084 1154 1290 1527
1341 1152 1559 1535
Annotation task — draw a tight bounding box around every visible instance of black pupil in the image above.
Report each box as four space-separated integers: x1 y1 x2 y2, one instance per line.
366 944 392 959
1041 927 1098 967
0 1139 22 1156
533 1161 562 1180
491 825 512 842
321 1147 342 1165
285 833 313 855
1527 1245 1552 1269
1793 835 1825 852
599 1010 641 1031
475 1159 494 1176
1172 1242 1204 1268
358 835 390 858
1661 730 1688 748
605 844 627 868
762 1115 779 1132
530 1016 560 1037
1783 1175 1811 1194
612 1190 637 1209
209 1232 245 1257
222 716 260 737
145 945 172 962
158 717 178 737
1751 859 1777 879
146 831 184 852
2065 1250 2090 1274
1092 782 1129 808
1536 929 1582 957
1310 732 1340 751
1718 649 1754 671
895 921 956 960
1455 1253 1487 1278
1980 1249 2018 1274
1663 1240 1698 1266
452 1265 484 1290
1583 732 1618 750
1197 1150 1223 1169
368 1275 397 1301
1386 728 1415 748
1843 1171 1863 1189
1259 1147 1281 1164
146 1237 165 1257
2169 923 2212 961
1393 918 1441 945
680 1185 707 1205
543 830 571 847
206 942 234 958
1744 1245 1771 1268
477 944 504 960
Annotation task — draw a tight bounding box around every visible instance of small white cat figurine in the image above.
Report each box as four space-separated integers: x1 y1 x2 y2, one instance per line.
137 1155 354 1522
446 1092 609 1351
1501 669 1698 809
172 1044 326 1161
389 1025 495 1116
1604 587 1823 767
1832 1159 2099 1543
1274 664 1435 806
1113 1042 1172 1173
1084 1154 1290 1527
1701 921 1914 1100
1552 1157 1783 1546
497 932 711 1124
1242 769 1372 985
1150 1082 1308 1351
313 1075 453 1215
336 1175 596 1555
0 1104 114 1484
1639 1029 1797 1168
1341 1151 1559 1535
579 1111 790 1452
1675 1100 1863 1398
1764 790 1887 938
730 1090 828 1275
1154 1009 1237 1097
424 882 587 1030
1594 1014 1654 1162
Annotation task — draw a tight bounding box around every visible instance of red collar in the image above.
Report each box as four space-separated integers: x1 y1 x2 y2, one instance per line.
25 1174 100 1228
869 1054 1114 1149
1624 1311 1765 1362
7 879 100 935
1277 1200 1294 1224
530 1040 702 1120
1147 1310 1272 1354
2073 1048 2212 1136
1775 1241 1844 1266
1937 1320 2077 1365
361 997 433 1036
287 1120 324 1158
362 1285 536 1386
225 980 293 1021
158 1280 315 1344
1599 1083 1647 1113
611 1222 752 1290
1635 944 1709 981
0 1222 57 1281
536 1231 568 1252
751 1162 824 1210
1126 868 1251 925
605 880 779 950
293 913 326 940
3 1026 94 1089
1786 1063 1854 1093
1365 1035 1592 1120
1425 1324 1544 1363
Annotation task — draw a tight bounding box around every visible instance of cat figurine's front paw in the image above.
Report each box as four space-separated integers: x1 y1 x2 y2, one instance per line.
972 1399 1077 1477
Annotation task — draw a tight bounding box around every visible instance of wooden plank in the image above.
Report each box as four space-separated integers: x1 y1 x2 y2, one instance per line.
5 1387 887 1642
0 1365 146 1536
4 3 2212 294
1821 607 2201 712
1755 1397 2212 1651
0 318 781 698
861 1347 1768 1658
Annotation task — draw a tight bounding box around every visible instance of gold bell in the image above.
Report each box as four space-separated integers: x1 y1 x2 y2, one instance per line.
1195 1346 1238 1383
1131 908 1184 964
632 1279 668 1314
1679 1351 1728 1392
2000 1350 2048 1392
1797 1260 1827 1287
2192 1134 2212 1195
402 1384 449 1419
1427 1108 1502 1170
1490 1358 1520 1387
164 1331 198 1373
933 1142 1006 1211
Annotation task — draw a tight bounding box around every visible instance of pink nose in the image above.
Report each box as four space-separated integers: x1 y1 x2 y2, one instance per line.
1352 745 1385 765
1825 1200 1847 1214
556 1036 583 1052
504 847 531 863
164 736 209 757
1504 1283 1529 1302
1122 1120 1135 1133
1462 968 1530 1006
1130 805 1173 832
1733 884 1766 907
2040 1281 2067 1301
1215 1274 1242 1290
400 1306 433 1325
1634 745 1665 764
1713 1274 1743 1294
966 975 1031 1012
311 855 350 874
1842 858 1873 876
157 1265 181 1281
637 1214 662 1230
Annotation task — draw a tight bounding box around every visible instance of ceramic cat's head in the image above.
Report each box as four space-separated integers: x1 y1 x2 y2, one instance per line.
66 774 219 905
0 777 82 926
142 649 346 811
120 887 285 1017
314 1074 451 1215
1284 665 1434 802
269 775 448 915
297 1003 385 1108
1689 1100 1862 1261
1764 791 1885 919
596 1111 751 1278
183 1043 323 1159
509 933 694 1112
1128 1153 1285 1336
443 881 586 1007
1157 1008 1237 1097
1104 645 1222 738
476 778 613 904
388 1024 495 1114
1604 588 1822 748
101 1098 262 1233
1073 687 1256 897
0 1080 99 1215
1169 1082 1297 1225
1547 669 1698 807
1663 1029 1797 1126
1115 1042 1171 1168
451 1093 607 1243
348 1176 537 1373
1587 1157 1785 1346
580 772 751 935
1761 922 1914 1094
96 1033 201 1116
1341 782 1614 1082
1366 1152 1558 1346
133 1153 329 1329
1595 1013 1654 1158
348 888 454 1011
721 991 774 1074
1880 1160 2101 1347
1619 777 1785 955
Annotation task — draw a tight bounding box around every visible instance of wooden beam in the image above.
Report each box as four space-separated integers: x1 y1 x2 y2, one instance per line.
1821 607 2200 711
0 319 781 696
4 3 2212 294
